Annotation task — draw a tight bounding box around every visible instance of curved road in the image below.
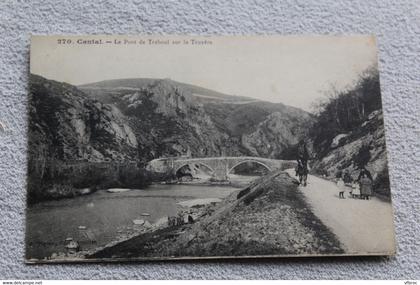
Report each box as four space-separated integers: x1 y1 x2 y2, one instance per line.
286 169 396 255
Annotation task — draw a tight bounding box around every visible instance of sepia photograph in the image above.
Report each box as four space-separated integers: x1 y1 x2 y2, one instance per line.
26 35 396 263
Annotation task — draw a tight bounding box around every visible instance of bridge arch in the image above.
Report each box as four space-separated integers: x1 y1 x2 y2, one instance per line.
174 162 215 175
227 159 272 175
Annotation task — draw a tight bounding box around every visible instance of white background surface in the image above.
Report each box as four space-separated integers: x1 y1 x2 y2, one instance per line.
0 0 418 279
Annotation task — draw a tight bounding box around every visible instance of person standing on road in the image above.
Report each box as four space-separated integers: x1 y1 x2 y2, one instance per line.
297 139 309 172
358 167 373 200
295 139 310 186
351 180 361 198
337 176 346 199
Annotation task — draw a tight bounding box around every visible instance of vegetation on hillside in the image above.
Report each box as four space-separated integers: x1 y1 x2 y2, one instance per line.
310 68 382 157
27 75 152 204
307 68 391 197
27 160 152 204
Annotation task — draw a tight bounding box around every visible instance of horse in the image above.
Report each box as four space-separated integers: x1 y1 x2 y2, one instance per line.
295 161 308 186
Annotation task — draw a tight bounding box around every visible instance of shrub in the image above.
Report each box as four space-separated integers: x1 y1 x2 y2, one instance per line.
373 166 391 197
27 160 152 203
352 144 371 169
117 165 151 189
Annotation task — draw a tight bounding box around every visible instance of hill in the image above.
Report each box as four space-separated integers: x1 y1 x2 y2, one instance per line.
80 78 255 103
27 75 149 203
80 77 313 159
28 74 312 202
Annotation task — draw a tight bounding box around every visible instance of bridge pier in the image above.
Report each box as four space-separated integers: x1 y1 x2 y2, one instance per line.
212 160 229 181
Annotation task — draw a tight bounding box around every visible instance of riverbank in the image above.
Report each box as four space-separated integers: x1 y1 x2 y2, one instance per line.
156 174 257 189
88 171 343 260
25 183 239 262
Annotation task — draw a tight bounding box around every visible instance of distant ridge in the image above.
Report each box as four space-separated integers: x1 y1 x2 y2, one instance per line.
79 78 257 103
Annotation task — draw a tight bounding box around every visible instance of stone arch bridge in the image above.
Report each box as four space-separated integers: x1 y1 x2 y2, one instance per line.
146 156 296 181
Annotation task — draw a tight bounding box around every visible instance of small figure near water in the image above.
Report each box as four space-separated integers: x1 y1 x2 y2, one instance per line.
176 215 184 226
168 216 177 227
168 214 187 227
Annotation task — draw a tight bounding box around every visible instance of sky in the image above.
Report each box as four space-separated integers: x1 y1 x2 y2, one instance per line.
31 35 378 112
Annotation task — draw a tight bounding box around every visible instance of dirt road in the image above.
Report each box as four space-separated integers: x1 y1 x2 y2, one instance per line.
286 169 396 255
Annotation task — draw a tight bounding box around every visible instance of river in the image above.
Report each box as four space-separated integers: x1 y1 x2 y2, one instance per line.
26 182 247 260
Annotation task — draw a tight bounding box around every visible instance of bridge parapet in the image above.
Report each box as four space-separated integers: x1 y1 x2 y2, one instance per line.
147 156 297 181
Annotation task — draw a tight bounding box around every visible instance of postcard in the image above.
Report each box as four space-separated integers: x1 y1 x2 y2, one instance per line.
26 35 395 262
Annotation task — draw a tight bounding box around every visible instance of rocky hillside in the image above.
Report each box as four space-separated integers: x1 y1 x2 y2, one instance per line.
28 74 312 202
89 171 343 259
81 78 232 160
28 75 148 203
80 78 313 160
311 109 390 197
28 74 138 163
308 70 391 197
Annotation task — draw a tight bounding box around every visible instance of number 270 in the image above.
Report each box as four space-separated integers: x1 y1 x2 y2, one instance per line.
57 39 72 44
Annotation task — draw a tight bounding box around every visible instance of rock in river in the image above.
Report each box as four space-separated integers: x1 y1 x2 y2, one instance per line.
132 219 145 225
107 188 131 193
